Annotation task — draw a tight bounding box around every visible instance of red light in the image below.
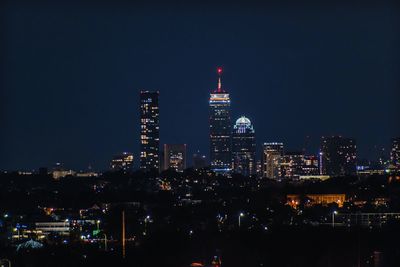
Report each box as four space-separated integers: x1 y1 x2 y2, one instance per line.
217 67 222 74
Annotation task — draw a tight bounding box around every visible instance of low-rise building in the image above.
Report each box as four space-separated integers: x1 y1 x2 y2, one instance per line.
287 194 346 208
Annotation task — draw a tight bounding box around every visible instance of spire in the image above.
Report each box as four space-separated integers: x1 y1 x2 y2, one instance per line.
217 67 223 92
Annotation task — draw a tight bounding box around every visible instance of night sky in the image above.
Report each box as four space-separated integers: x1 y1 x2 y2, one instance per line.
1 1 399 171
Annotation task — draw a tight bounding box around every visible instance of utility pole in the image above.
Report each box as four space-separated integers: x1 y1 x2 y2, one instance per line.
122 210 126 259
104 234 107 252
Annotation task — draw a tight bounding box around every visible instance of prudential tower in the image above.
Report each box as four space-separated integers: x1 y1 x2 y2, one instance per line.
209 67 231 173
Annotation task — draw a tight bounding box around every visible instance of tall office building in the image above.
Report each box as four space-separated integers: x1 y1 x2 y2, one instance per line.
163 144 187 172
232 116 256 176
262 142 284 179
140 91 160 171
391 138 400 169
209 67 231 173
279 151 304 179
110 152 134 172
302 155 320 175
320 136 357 176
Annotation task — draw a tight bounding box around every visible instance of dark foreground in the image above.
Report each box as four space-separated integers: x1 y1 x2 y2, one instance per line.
1 225 399 267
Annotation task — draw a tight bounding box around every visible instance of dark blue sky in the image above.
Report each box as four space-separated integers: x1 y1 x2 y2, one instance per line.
1 1 399 171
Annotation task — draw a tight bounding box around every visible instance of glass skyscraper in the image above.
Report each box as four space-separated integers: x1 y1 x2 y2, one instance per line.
232 116 256 176
209 67 231 173
140 91 160 171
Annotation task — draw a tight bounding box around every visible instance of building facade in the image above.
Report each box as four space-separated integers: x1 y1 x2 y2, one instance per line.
232 116 256 176
193 151 207 170
52 162 75 180
391 138 400 169
163 144 187 172
262 142 284 179
302 155 320 175
110 152 134 172
287 194 346 208
209 67 231 173
320 136 357 176
279 151 304 179
140 91 160 171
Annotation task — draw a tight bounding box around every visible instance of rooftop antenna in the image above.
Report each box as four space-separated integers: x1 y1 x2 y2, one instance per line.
217 67 223 92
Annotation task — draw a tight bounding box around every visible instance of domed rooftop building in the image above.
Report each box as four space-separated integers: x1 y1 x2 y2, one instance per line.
233 116 254 134
232 116 256 176
236 116 251 125
16 239 43 252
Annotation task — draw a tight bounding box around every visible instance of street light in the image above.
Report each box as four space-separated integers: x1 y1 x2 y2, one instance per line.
238 213 244 228
144 215 151 235
332 211 338 228
0 258 11 267
96 220 101 231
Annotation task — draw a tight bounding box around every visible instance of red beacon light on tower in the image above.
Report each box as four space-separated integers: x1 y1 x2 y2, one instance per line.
216 67 223 92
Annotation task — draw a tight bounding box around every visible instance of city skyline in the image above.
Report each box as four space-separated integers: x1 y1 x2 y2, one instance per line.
1 2 400 170
2 2 400 266
1 65 399 171
1 63 399 171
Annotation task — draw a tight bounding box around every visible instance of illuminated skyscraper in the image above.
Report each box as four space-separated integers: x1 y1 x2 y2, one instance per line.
278 151 304 179
391 138 400 169
320 136 357 176
140 91 160 171
163 144 187 172
209 67 231 173
262 142 284 179
232 116 256 176
110 152 134 172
